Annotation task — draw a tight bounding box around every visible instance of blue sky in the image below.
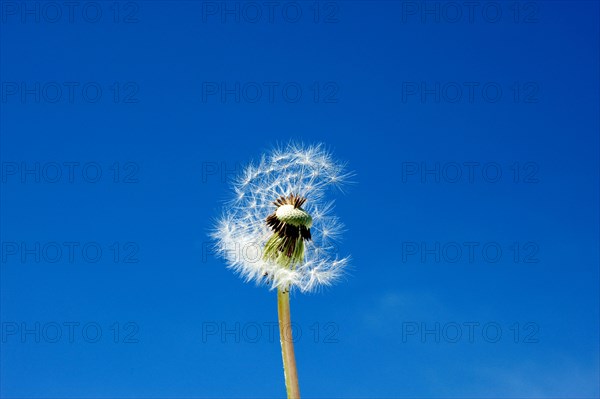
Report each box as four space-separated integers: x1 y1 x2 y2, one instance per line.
1 1 599 398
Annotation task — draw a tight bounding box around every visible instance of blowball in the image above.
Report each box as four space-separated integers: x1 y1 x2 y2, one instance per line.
211 142 350 293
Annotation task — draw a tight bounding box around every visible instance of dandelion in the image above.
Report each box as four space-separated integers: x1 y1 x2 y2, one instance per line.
211 142 351 398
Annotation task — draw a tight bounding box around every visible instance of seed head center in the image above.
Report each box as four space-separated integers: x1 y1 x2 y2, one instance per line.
263 194 312 268
275 204 313 228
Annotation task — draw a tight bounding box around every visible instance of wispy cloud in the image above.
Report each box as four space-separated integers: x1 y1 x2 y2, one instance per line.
474 359 600 398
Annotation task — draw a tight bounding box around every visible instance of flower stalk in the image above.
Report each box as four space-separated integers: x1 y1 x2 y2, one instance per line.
278 288 300 399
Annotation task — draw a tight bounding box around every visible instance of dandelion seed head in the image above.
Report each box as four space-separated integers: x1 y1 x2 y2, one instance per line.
211 142 350 293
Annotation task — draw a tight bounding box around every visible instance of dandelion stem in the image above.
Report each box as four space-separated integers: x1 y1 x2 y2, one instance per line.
278 288 300 399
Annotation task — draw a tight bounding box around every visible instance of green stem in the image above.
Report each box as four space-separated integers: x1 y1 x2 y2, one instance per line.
278 289 301 399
